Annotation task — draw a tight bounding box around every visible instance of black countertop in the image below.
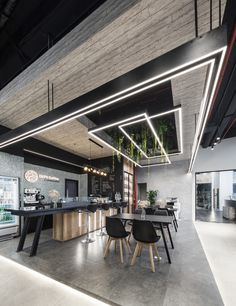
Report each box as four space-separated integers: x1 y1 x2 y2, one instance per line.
5 201 124 217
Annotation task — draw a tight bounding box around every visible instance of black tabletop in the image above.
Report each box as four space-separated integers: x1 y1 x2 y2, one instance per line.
110 213 173 224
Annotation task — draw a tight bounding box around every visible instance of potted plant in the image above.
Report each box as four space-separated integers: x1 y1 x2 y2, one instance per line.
147 190 159 206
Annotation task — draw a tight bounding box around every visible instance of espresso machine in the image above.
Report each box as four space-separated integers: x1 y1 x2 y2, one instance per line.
24 188 45 207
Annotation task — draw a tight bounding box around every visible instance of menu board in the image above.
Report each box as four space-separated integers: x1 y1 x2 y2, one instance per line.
90 174 115 196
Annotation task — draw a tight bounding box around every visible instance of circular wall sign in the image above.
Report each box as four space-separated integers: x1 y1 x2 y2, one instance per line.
24 170 39 183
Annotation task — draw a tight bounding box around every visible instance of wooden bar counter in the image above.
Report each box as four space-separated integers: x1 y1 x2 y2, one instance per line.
53 207 118 241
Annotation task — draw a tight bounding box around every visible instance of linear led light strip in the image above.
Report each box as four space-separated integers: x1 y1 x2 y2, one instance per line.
0 48 225 149
188 46 227 173
89 112 171 167
23 149 84 169
119 126 149 159
89 132 141 167
145 114 171 164
119 108 183 159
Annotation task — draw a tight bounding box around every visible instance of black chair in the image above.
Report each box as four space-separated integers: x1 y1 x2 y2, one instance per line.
104 217 131 263
145 207 155 215
154 209 174 249
97 203 110 236
131 219 161 272
81 204 98 244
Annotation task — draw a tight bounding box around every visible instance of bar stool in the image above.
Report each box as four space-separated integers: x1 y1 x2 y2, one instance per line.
120 201 128 214
112 202 120 213
81 204 98 244
97 203 109 236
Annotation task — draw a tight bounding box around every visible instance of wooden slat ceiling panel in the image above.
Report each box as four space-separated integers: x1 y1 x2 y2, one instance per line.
0 0 226 160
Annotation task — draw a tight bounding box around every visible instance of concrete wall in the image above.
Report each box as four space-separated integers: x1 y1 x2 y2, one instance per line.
136 160 193 220
0 151 24 205
24 163 88 202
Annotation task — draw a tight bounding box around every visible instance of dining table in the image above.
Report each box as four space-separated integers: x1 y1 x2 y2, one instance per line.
110 213 173 264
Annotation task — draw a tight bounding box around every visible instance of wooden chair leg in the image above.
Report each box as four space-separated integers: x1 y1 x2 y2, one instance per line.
104 237 112 258
153 243 161 261
114 240 117 253
138 244 143 257
131 242 140 266
119 239 124 263
125 238 132 254
149 245 155 272
128 232 132 243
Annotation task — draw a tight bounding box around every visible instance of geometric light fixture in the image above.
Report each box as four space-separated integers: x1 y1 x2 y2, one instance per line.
0 27 227 173
89 107 183 168
83 166 107 176
83 138 108 176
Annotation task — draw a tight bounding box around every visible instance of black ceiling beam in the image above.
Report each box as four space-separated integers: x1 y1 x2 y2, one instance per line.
0 125 88 171
201 24 236 147
0 26 227 149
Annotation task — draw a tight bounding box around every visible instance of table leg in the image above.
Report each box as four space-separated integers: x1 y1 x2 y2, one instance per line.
30 216 45 257
167 224 174 249
17 217 31 252
173 212 178 228
160 223 171 264
172 212 178 232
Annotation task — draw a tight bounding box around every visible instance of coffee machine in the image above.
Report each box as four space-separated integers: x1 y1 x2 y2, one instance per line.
24 188 45 207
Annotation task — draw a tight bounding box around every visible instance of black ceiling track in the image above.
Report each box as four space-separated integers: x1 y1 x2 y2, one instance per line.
0 125 88 174
0 0 107 90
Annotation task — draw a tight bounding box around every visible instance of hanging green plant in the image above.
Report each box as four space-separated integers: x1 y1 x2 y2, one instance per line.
116 135 124 163
130 134 135 159
141 126 147 154
112 151 115 173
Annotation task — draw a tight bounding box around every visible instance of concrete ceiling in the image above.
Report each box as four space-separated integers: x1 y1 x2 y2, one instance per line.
0 0 226 161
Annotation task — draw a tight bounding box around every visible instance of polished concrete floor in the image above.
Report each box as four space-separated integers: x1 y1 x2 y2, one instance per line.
0 221 223 306
195 221 236 306
196 208 236 223
0 255 108 306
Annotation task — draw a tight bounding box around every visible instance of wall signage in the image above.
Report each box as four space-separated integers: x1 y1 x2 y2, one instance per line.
24 170 39 183
39 174 60 182
24 170 59 183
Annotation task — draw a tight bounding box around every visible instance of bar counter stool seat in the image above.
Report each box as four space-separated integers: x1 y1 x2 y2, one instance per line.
104 217 131 263
97 203 109 236
81 204 98 244
131 219 161 272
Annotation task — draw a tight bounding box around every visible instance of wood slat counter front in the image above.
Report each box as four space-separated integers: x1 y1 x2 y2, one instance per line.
53 206 119 241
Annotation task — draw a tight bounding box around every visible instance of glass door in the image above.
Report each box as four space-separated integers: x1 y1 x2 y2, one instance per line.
0 176 19 228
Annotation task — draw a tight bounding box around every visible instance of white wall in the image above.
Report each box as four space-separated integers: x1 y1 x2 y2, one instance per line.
193 137 236 218
193 137 236 173
136 160 193 220
219 171 233 210
136 138 236 221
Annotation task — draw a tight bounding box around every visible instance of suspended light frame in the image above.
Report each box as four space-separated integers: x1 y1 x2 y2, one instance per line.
83 166 107 176
84 138 108 176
